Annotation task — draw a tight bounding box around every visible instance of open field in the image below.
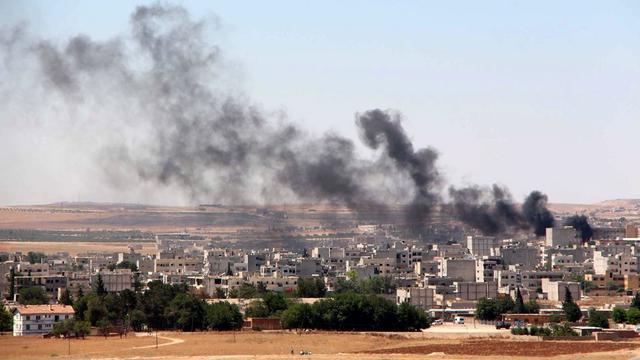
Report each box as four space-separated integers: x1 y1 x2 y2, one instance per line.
0 241 157 256
1 331 639 360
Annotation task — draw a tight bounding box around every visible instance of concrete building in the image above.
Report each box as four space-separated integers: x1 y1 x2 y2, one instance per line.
454 281 498 300
440 259 475 282
546 227 577 248
593 227 625 240
500 247 539 269
155 257 203 274
541 279 580 301
466 236 498 257
12 304 75 336
475 257 503 283
15 275 68 300
396 287 435 310
91 270 133 292
593 251 638 276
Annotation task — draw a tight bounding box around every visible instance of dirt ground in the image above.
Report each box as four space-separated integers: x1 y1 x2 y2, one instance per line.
1 331 639 360
0 241 157 256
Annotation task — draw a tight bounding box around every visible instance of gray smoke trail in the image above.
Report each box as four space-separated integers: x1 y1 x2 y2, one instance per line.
449 184 526 235
357 109 440 230
0 3 554 237
0 4 419 216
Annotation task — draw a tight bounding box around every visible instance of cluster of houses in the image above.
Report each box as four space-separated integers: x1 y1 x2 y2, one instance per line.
3 223 640 336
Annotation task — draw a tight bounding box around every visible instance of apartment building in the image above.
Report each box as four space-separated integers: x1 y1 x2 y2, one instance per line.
12 305 75 336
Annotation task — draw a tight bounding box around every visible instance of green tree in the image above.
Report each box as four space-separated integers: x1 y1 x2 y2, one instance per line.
261 292 289 316
133 273 142 293
73 320 91 338
524 300 540 314
52 318 73 337
165 293 206 331
476 298 499 321
8 267 15 300
587 308 609 328
550 322 577 336
238 283 259 299
86 294 108 326
94 273 107 296
140 281 182 330
281 303 315 329
397 302 430 330
498 297 515 314
562 287 581 322
73 295 88 321
97 319 110 337
631 291 640 309
18 286 48 305
53 319 90 338
214 288 226 299
297 278 327 297
27 251 45 264
359 276 396 295
116 261 138 272
206 301 243 330
128 309 147 331
0 303 12 331
228 288 239 299
513 288 526 313
612 307 627 324
627 307 640 324
59 288 73 306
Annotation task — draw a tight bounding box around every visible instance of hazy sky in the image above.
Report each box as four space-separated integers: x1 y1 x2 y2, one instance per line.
1 1 639 205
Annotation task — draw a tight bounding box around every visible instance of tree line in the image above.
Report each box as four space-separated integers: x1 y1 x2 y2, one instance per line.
281 293 430 331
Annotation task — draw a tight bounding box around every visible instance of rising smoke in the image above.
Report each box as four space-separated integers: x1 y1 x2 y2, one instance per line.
0 3 554 236
564 215 593 242
449 185 555 236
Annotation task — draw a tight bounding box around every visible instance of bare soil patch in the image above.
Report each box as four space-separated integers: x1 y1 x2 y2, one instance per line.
363 339 640 357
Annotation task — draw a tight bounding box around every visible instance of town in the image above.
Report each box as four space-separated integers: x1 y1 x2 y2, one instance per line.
2 202 640 349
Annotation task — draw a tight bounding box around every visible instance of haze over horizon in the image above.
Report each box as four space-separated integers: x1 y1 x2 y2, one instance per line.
1 1 639 206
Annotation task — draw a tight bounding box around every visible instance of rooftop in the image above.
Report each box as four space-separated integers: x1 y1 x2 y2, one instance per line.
13 304 75 315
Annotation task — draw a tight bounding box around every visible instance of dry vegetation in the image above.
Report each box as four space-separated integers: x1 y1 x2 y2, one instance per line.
1 331 639 360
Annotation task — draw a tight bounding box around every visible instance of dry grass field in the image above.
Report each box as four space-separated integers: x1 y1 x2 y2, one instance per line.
0 241 157 256
0 331 639 360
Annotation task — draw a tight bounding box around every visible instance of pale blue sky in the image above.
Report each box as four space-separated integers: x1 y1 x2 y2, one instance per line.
2 1 639 204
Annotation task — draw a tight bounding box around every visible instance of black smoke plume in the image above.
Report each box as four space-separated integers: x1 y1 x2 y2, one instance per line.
522 191 556 236
449 185 526 235
449 187 555 237
564 215 593 242
1 3 555 236
357 110 440 229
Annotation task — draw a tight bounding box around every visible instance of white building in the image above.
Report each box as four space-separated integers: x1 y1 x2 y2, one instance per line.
12 304 75 336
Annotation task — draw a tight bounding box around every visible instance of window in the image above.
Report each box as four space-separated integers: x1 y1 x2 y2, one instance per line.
26 325 30 330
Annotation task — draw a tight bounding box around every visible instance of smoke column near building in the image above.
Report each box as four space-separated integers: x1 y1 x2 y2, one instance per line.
521 191 556 236
564 215 593 242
